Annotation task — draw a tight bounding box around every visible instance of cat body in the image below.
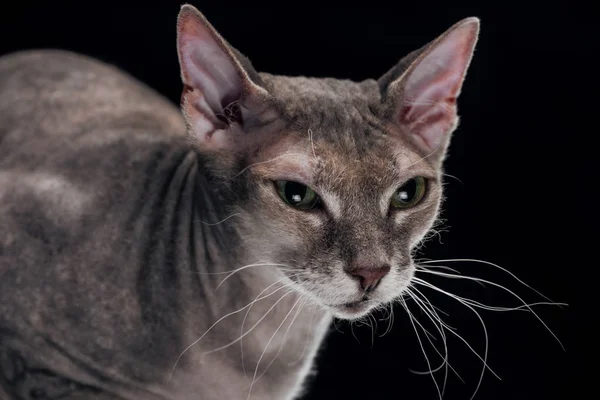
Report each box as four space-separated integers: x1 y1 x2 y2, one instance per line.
0 49 329 400
0 5 479 400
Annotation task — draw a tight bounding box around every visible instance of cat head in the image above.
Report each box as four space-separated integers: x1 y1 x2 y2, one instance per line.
176 4 479 319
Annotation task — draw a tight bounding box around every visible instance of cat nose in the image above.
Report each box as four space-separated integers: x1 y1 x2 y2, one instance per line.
348 265 391 292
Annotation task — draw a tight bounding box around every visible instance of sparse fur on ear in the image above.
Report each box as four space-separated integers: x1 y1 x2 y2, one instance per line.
380 17 480 158
176 4 270 152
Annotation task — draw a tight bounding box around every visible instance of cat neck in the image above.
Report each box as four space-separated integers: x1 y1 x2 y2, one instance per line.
169 154 332 399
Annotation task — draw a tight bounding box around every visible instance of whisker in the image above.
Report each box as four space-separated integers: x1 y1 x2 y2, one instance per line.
401 297 443 400
216 263 294 288
419 291 565 313
407 286 465 390
255 297 310 383
412 279 498 400
239 274 305 375
416 265 484 288
415 268 566 350
416 264 461 274
403 126 446 170
307 128 317 159
369 314 377 348
247 295 305 400
404 291 449 381
406 288 453 392
442 173 463 184
407 286 453 319
380 302 395 337
418 258 559 304
289 303 320 366
193 213 240 226
169 279 294 378
350 321 359 343
240 278 295 377
203 282 301 357
413 278 501 379
404 305 437 341
332 319 344 334
194 265 295 276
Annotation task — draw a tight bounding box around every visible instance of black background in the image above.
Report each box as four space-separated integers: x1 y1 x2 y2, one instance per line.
1 1 589 399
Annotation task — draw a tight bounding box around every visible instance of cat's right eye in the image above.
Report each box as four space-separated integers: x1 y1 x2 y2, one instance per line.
275 181 320 210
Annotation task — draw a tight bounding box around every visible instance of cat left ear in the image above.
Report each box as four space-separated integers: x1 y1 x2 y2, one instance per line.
381 18 480 158
176 5 270 152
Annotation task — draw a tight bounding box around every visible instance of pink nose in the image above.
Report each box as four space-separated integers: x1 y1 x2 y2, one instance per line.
349 265 391 292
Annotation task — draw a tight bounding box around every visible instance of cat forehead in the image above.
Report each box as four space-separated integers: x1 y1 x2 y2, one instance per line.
260 74 383 127
258 74 395 160
252 75 437 191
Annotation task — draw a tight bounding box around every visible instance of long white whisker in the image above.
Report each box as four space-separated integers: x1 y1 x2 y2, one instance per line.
350 321 359 343
380 302 395 337
169 281 294 378
409 313 437 341
247 295 305 400
255 297 309 383
407 286 466 390
413 277 501 400
418 258 559 304
415 268 565 350
216 263 293 288
404 289 450 378
412 278 500 372
369 314 376 348
401 297 443 400
289 303 319 366
420 293 564 313
239 272 309 374
203 283 301 357
416 264 462 274
416 265 484 288
240 276 300 377
195 266 296 276
407 287 455 394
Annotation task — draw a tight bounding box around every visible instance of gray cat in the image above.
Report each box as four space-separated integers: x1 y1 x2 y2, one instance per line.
0 4 479 400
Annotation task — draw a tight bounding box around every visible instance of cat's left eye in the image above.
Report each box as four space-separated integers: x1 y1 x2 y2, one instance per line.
275 181 320 210
390 177 427 209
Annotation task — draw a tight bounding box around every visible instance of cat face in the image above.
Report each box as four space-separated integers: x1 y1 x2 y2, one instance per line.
233 90 443 318
176 5 479 319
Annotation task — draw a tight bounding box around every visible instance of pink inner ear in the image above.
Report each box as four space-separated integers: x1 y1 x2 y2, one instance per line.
177 12 243 117
398 22 478 151
176 8 250 150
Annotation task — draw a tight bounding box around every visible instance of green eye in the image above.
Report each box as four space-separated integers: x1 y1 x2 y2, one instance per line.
390 177 427 209
276 181 319 210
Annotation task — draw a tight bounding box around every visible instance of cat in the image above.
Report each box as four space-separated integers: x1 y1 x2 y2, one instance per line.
0 4 479 400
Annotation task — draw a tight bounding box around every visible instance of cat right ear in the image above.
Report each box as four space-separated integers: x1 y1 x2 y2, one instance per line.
176 5 269 151
379 18 480 161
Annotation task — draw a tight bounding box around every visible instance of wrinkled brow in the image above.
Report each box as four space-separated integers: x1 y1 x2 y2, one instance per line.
245 151 316 183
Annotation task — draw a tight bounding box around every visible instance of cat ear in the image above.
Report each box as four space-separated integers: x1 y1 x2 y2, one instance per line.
176 5 270 151
380 18 480 157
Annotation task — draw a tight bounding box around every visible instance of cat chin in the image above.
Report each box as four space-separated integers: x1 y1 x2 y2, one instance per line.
328 299 379 320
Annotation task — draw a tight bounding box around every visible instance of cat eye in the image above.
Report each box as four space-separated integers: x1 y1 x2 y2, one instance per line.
275 181 320 210
390 177 427 209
